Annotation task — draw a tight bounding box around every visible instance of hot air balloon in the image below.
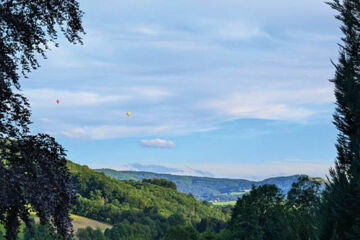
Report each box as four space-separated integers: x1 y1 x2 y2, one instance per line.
56 99 60 104
126 112 131 117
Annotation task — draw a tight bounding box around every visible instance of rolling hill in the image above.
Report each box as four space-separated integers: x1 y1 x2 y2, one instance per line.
95 169 324 202
71 214 112 233
68 162 228 224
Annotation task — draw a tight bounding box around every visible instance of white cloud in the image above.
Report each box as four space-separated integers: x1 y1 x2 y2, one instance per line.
23 0 339 140
127 86 173 99
61 127 87 139
25 89 128 107
148 40 215 51
140 138 175 149
61 125 170 140
213 20 265 40
287 31 340 42
201 87 334 121
131 25 162 36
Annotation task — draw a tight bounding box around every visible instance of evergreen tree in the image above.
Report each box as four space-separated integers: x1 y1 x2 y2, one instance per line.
320 0 360 239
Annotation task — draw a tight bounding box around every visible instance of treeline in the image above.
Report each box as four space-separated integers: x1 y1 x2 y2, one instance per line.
78 211 226 240
17 174 323 240
73 175 322 240
142 178 177 190
11 161 230 240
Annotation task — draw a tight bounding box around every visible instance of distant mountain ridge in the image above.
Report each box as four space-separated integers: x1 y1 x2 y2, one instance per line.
95 169 322 202
104 163 215 177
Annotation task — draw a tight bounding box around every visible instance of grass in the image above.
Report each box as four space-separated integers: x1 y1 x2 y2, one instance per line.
212 201 237 206
230 192 246 196
31 212 112 233
71 214 112 233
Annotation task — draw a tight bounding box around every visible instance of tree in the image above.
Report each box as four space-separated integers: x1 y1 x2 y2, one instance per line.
228 185 290 240
320 0 360 239
23 219 62 240
162 225 199 240
77 227 107 240
0 0 84 239
199 231 225 240
286 175 321 240
143 178 178 190
196 218 226 234
0 135 76 239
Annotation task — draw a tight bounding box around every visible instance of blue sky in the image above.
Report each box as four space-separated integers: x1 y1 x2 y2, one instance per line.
22 0 341 179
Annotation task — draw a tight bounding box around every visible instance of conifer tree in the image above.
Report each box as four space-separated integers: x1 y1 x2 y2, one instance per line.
320 0 360 239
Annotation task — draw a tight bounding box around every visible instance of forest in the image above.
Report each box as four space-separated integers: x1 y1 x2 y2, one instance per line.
0 162 323 240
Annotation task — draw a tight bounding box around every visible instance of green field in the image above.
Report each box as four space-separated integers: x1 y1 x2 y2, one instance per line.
71 214 112 233
230 192 246 196
32 213 112 233
212 201 237 206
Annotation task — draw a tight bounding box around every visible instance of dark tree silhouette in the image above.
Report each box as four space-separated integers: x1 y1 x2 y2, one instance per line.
0 0 84 239
0 135 76 239
228 185 290 240
286 176 321 240
320 0 360 239
0 0 84 87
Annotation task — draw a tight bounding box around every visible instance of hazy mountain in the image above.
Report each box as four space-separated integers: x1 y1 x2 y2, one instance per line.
126 163 215 177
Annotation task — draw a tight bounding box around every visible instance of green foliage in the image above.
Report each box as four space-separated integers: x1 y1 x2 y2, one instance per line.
0 225 5 240
69 161 227 225
226 176 325 240
286 175 321 240
22 220 62 240
199 231 226 240
68 164 327 240
228 184 289 240
143 178 177 190
77 227 106 240
196 218 226 233
162 225 198 240
67 161 228 239
105 221 153 240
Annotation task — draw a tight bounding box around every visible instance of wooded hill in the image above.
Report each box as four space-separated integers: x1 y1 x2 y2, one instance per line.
96 169 325 202
68 162 228 225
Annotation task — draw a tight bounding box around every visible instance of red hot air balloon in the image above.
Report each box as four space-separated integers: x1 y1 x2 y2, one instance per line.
56 99 60 104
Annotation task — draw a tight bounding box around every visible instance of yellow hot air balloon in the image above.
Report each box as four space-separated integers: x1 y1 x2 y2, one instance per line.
126 112 131 117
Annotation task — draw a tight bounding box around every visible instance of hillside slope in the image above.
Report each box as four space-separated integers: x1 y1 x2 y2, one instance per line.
68 162 228 225
96 169 322 201
71 214 112 233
